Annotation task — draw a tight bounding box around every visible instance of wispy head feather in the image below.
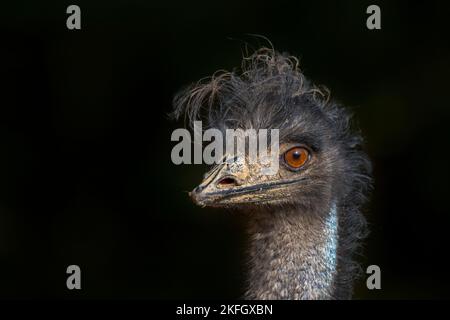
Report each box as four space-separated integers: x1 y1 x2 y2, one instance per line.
172 48 332 131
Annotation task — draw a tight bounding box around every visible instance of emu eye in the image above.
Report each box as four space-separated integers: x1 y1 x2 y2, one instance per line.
284 147 310 170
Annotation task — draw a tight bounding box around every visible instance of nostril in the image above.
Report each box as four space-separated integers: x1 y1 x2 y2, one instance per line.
217 177 238 187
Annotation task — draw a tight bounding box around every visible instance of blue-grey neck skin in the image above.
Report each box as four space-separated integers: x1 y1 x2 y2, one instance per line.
244 203 340 300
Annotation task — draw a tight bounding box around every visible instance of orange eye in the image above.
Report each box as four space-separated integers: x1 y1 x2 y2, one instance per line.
284 147 310 169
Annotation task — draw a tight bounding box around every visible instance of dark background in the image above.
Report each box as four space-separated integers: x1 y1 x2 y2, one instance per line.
0 0 449 299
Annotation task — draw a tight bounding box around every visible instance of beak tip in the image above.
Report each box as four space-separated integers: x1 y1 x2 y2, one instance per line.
189 187 209 207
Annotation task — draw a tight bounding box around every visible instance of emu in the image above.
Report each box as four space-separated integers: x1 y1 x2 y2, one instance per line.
172 48 372 300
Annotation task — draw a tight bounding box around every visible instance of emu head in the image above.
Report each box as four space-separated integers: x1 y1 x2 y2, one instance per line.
173 48 371 213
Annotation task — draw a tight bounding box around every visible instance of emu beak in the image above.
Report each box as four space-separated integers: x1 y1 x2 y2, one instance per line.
189 158 246 207
188 154 291 207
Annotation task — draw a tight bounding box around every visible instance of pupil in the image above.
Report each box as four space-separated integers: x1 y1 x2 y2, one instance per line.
292 151 301 159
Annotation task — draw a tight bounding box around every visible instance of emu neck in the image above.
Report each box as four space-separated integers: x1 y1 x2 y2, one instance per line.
245 204 339 300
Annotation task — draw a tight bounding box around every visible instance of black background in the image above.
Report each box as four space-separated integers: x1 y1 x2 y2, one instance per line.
1 0 449 299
